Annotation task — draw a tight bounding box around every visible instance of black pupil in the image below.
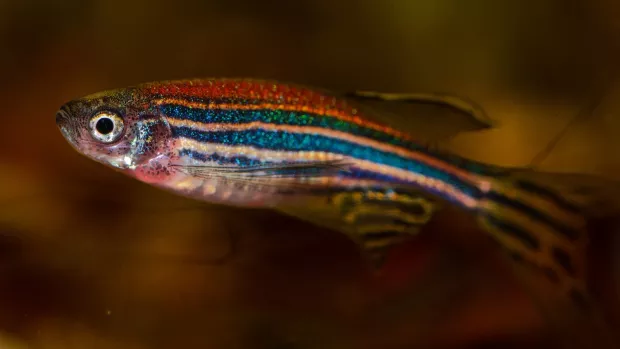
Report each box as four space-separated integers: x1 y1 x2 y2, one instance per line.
95 118 115 135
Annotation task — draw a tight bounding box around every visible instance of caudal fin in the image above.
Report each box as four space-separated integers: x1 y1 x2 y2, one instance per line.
476 170 620 348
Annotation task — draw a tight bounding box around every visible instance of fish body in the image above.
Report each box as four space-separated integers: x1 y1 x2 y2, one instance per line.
57 79 494 208
56 78 620 348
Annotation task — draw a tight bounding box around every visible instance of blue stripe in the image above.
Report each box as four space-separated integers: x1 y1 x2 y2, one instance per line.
160 104 510 177
172 127 482 204
180 148 270 167
162 104 421 148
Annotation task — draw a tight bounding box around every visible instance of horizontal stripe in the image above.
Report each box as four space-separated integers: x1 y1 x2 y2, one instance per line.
329 190 435 212
482 222 560 279
514 179 582 214
344 168 413 185
179 148 268 167
484 191 579 241
486 180 585 237
176 148 429 200
353 215 426 227
360 231 404 240
478 200 575 253
172 127 482 206
158 101 508 178
174 138 478 208
165 117 488 187
171 126 460 183
160 102 418 147
358 199 429 216
482 213 540 250
155 98 404 139
345 205 430 225
145 79 339 109
357 224 415 234
178 148 410 184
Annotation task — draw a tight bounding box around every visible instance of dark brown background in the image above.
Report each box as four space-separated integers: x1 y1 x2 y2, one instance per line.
1 0 620 348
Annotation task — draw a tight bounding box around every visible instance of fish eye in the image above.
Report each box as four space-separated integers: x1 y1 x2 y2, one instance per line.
89 111 124 143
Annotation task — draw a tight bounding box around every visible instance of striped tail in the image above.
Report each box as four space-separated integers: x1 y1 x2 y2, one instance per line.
476 170 620 348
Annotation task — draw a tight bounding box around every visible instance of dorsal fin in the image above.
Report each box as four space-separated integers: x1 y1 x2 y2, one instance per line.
341 90 496 147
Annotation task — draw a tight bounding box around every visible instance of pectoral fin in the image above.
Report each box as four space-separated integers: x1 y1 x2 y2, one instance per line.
170 159 354 195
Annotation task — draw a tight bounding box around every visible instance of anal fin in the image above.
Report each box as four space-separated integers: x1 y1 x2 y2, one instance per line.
330 189 437 269
277 188 438 269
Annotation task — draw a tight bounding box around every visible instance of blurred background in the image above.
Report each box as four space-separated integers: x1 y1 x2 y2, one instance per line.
2 0 620 348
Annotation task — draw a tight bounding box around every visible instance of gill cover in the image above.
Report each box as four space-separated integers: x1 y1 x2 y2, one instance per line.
127 115 174 183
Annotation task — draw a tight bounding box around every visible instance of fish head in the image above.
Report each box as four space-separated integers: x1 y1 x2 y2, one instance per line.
55 86 175 183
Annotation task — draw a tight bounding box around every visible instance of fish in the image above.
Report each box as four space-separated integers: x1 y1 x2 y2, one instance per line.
56 78 620 348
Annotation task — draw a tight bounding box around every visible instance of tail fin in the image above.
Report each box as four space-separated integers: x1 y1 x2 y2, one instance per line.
476 170 620 348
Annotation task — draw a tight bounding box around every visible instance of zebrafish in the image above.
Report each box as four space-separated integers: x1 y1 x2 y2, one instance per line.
55 78 620 348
